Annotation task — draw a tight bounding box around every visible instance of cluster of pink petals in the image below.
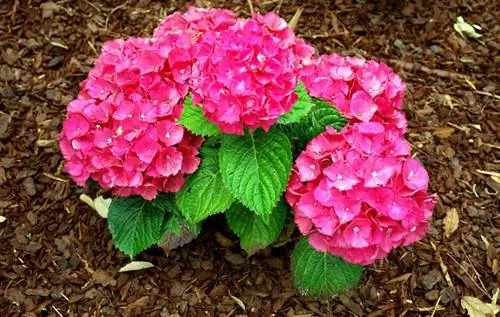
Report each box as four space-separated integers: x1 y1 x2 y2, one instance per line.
190 12 314 135
286 123 436 265
300 54 407 134
60 37 204 200
153 6 237 38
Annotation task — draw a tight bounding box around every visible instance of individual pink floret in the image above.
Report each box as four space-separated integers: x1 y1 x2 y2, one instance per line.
60 37 204 200
286 123 436 265
300 54 407 134
190 12 314 135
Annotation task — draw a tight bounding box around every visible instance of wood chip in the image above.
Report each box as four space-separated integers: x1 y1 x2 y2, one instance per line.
433 127 455 138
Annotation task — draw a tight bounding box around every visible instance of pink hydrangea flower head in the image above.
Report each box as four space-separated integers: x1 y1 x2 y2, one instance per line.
286 122 436 265
60 37 204 200
190 12 314 134
300 54 407 134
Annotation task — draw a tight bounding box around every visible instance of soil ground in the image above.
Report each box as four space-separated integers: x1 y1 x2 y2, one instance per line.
0 0 499 316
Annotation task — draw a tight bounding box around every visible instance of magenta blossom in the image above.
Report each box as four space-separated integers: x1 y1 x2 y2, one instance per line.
300 54 407 134
286 123 436 265
60 37 204 200
190 12 314 134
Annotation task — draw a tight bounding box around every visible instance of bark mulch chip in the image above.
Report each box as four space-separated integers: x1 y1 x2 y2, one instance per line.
1 0 498 316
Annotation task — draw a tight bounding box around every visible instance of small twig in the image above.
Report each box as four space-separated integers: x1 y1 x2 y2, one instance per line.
11 0 19 22
275 0 284 13
473 90 500 100
87 40 98 56
447 122 469 132
429 296 442 317
82 0 101 12
475 169 500 178
52 306 64 317
43 172 69 183
446 252 491 299
388 59 471 81
224 307 237 317
59 292 70 302
461 245 491 300
105 0 129 30
246 0 254 14
483 143 500 150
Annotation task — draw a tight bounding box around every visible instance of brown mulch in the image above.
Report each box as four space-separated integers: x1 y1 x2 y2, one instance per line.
0 0 499 316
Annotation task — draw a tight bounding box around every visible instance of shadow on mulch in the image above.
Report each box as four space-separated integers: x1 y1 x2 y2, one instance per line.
0 0 498 316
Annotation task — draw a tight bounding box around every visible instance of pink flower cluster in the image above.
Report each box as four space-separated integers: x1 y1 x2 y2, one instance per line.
286 123 436 265
154 8 314 135
190 12 314 134
300 54 407 134
60 37 204 200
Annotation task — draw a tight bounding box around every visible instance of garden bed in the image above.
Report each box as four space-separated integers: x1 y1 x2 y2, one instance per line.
0 0 498 316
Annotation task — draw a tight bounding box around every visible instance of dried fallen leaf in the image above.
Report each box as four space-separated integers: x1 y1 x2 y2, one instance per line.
0 215 6 223
94 196 111 219
288 7 303 29
79 194 95 209
476 170 500 184
461 289 499 317
229 291 246 310
492 176 500 184
119 261 155 273
79 194 111 218
434 127 455 138
386 273 412 284
443 208 459 238
454 16 483 41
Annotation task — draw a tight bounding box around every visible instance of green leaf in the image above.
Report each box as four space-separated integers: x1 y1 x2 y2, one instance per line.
278 82 313 124
179 96 221 137
226 202 287 256
220 129 292 220
291 237 364 297
150 193 178 212
177 146 234 223
158 213 201 253
283 97 346 142
108 196 165 258
160 213 201 238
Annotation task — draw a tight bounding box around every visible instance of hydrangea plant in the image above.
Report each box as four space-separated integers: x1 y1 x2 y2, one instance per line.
60 7 436 297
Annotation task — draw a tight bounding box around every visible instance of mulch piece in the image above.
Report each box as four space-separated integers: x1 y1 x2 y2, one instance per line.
0 0 498 316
